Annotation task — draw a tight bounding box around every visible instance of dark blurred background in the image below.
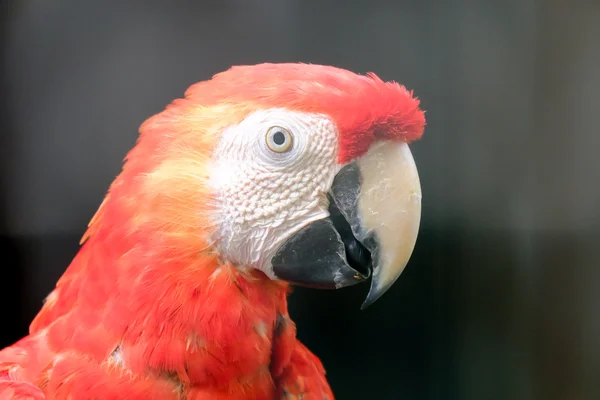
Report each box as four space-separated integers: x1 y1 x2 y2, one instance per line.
1 1 599 399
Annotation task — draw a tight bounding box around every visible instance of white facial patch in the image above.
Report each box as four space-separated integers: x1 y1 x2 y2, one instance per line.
208 109 340 278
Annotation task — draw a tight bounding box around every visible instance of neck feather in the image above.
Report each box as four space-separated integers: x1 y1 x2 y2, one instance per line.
30 190 291 390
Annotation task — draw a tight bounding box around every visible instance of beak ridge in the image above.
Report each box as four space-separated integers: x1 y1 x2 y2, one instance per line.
355 141 422 308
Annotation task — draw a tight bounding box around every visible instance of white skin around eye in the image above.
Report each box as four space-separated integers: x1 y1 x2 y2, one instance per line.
209 108 340 278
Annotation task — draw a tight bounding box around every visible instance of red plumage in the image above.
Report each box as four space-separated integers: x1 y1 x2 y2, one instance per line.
0 63 424 399
186 63 425 163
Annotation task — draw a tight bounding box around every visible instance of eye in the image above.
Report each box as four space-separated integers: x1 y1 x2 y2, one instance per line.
265 126 293 153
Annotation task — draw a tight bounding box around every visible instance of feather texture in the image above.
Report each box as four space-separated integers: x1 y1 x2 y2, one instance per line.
0 63 425 399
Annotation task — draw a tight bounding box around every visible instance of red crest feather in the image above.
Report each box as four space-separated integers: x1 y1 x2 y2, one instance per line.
185 63 426 163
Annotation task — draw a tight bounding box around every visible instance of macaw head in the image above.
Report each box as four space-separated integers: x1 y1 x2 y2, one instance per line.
89 63 425 308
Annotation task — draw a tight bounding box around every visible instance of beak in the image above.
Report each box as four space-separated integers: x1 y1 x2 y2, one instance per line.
271 141 422 308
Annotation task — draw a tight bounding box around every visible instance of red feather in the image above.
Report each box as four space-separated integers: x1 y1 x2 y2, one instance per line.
186 63 425 163
0 63 425 399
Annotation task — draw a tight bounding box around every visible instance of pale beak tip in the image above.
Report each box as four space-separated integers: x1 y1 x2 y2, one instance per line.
360 275 394 310
360 294 378 310
360 292 384 310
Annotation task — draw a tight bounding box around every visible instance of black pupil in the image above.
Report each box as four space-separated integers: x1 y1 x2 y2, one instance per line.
272 131 286 146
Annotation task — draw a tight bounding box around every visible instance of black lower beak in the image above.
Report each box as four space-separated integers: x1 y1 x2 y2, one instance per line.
271 163 373 289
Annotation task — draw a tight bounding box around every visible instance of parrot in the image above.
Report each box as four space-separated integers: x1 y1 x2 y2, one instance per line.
0 63 425 400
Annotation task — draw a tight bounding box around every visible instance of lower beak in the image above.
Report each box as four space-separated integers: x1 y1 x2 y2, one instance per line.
271 141 422 308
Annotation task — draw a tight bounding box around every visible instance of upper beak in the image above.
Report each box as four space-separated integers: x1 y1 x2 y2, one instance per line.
271 141 422 308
